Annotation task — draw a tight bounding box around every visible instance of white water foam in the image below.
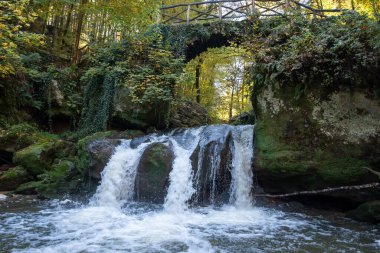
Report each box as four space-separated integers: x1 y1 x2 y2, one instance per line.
164 128 203 212
91 140 149 208
230 125 254 208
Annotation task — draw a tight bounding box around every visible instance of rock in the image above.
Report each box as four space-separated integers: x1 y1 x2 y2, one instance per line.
229 111 255 125
347 201 380 223
77 130 145 179
14 181 41 195
134 142 174 203
13 142 55 176
16 160 80 197
0 124 48 153
190 125 233 205
111 87 156 130
0 166 31 191
253 83 380 206
86 139 119 179
170 100 210 128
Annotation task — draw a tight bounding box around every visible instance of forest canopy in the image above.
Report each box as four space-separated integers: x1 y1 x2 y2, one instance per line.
0 0 379 134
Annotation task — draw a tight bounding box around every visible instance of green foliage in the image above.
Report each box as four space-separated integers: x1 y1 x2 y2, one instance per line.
0 0 44 78
78 28 184 134
246 12 380 93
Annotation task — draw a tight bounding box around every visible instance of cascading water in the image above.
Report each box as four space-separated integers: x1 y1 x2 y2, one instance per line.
92 124 255 210
1 125 379 253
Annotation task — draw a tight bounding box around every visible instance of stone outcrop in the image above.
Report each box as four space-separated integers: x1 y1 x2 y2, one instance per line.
253 83 380 208
170 100 209 128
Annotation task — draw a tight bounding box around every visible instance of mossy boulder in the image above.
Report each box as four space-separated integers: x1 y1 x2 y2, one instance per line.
134 142 174 203
13 142 56 176
112 87 164 130
347 201 380 223
15 160 80 198
0 166 31 191
253 84 380 205
0 123 57 153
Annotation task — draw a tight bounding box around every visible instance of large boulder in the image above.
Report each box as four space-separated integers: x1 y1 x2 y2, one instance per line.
170 100 209 128
253 84 380 206
347 201 380 223
13 142 55 176
0 124 55 153
0 166 31 191
111 87 167 130
86 139 119 179
134 142 174 203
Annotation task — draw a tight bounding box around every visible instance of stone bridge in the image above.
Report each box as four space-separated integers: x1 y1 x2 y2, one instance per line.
159 0 342 61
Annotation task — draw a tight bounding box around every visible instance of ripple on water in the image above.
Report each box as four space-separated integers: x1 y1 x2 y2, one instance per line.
0 201 379 253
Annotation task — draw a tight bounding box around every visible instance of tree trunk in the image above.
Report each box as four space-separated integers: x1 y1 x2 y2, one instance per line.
195 58 203 103
72 0 88 64
229 85 235 120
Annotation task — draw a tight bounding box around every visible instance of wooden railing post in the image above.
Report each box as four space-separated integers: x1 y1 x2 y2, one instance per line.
218 2 222 20
156 10 161 25
251 0 256 15
186 4 191 24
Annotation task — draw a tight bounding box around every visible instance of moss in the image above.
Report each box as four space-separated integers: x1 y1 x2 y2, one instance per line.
14 181 42 195
135 143 173 203
254 86 374 192
14 160 81 198
347 201 380 223
0 166 31 191
13 142 55 175
0 123 58 153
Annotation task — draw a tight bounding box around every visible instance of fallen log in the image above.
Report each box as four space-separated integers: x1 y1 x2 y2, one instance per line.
364 167 380 177
253 182 380 198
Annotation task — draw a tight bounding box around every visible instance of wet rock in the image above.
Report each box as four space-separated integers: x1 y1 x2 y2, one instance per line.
0 166 31 191
134 142 174 203
86 139 119 179
347 201 380 223
77 130 145 179
191 125 233 205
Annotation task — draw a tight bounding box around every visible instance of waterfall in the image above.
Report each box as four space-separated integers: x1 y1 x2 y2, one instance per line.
91 140 148 208
230 125 255 208
163 128 203 212
92 125 255 209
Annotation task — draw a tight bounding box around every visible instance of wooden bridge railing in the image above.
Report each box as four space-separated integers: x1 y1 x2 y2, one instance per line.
159 0 342 25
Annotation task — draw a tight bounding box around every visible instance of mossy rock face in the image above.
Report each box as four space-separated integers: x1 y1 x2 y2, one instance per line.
16 160 81 198
0 166 31 191
0 124 57 153
13 142 56 176
347 201 380 223
134 142 174 203
112 87 161 130
253 84 380 202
